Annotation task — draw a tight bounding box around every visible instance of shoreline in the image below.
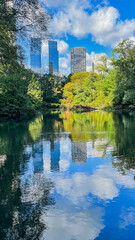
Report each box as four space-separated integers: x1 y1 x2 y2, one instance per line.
1 105 135 121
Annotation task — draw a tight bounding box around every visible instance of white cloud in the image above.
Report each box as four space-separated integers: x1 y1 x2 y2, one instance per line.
59 57 69 69
57 40 69 54
49 4 135 46
86 52 95 71
59 54 70 75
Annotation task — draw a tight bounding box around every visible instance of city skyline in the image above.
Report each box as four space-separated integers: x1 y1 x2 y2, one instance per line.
44 0 135 76
29 38 107 75
17 0 135 76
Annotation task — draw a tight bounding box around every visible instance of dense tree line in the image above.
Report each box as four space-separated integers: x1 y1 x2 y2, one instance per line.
0 0 63 118
62 39 135 110
0 0 135 119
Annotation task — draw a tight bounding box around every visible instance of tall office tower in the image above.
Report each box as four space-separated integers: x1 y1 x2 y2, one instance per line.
49 40 59 76
70 47 86 74
30 38 41 74
71 141 87 164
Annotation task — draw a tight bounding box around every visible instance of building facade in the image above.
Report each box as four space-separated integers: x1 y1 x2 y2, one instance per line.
70 47 86 74
30 38 41 74
49 40 59 76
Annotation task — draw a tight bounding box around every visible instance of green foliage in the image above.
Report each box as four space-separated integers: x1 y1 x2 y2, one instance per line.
28 74 43 108
111 39 135 108
63 39 135 110
62 72 115 109
0 67 34 116
94 55 108 77
40 74 62 104
0 0 55 118
0 66 63 117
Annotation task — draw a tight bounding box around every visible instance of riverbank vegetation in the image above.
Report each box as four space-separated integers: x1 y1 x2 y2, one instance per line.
0 0 63 118
0 0 135 118
62 39 135 111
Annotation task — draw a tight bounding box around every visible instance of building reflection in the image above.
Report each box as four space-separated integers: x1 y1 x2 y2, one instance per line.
34 138 61 173
71 141 87 164
32 142 43 173
51 139 60 171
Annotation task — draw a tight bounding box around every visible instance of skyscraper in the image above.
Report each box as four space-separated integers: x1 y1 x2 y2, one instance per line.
49 40 59 76
30 38 41 74
71 47 86 74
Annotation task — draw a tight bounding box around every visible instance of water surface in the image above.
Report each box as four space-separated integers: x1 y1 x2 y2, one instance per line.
0 111 135 240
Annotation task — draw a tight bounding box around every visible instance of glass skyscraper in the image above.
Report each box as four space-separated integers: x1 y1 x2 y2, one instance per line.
49 40 59 76
71 47 86 73
30 38 41 74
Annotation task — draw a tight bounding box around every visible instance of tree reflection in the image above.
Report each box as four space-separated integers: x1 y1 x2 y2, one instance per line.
62 111 135 173
0 118 54 240
112 112 135 174
62 111 115 159
1 111 135 239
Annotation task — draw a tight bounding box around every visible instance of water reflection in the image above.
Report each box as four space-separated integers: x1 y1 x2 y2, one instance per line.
0 111 135 239
72 141 87 164
40 205 105 240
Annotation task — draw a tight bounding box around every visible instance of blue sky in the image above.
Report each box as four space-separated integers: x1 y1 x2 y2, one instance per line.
41 0 135 75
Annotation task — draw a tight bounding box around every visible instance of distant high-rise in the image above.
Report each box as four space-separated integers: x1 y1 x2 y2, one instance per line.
71 47 86 74
30 38 41 74
49 40 59 76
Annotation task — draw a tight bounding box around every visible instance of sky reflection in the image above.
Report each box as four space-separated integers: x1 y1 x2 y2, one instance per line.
1 111 135 239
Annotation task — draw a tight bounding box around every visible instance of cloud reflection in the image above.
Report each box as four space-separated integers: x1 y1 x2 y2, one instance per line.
40 204 104 240
55 165 135 203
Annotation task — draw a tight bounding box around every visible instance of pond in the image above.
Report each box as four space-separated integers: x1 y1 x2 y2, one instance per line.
0 111 135 240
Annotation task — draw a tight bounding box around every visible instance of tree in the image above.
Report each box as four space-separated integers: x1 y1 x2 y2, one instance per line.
40 74 59 104
62 72 107 108
94 54 109 77
0 0 51 117
0 0 50 67
28 74 43 108
111 39 135 107
15 0 50 39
